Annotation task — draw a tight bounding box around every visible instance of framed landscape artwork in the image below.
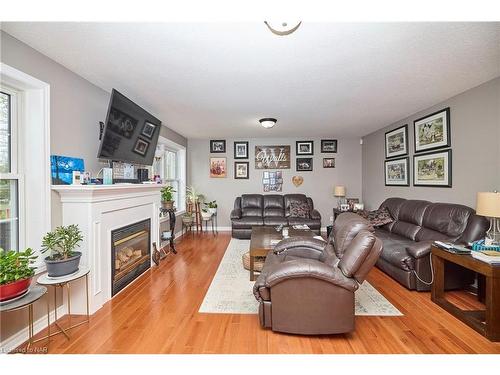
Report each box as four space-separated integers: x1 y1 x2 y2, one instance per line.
296 141 314 155
210 140 226 153
234 141 249 159
321 139 338 153
384 157 409 186
234 161 249 179
385 125 408 159
413 150 452 187
210 157 227 178
296 157 313 171
414 107 450 153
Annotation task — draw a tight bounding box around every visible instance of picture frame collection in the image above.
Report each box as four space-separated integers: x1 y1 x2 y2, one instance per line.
384 107 451 187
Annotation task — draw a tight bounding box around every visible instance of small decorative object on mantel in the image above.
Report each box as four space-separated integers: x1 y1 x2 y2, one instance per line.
323 158 335 168
385 124 408 159
41 224 83 277
414 107 450 153
0 248 37 302
413 150 452 187
255 145 291 169
296 141 314 155
321 140 338 153
385 157 409 186
234 161 249 179
292 175 304 187
296 157 313 171
210 140 226 153
263 171 283 192
210 157 227 178
234 141 249 159
51 155 85 185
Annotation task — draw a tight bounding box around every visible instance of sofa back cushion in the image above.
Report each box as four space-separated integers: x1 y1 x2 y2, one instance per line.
338 230 375 279
416 203 473 241
263 195 285 217
241 194 263 217
289 201 310 218
284 194 310 217
333 213 374 258
379 197 406 231
390 200 431 240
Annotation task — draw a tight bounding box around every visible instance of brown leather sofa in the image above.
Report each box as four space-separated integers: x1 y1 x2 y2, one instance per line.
375 198 489 291
253 213 383 335
230 194 321 239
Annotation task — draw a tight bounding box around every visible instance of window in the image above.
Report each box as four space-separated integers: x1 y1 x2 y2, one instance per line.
0 88 21 251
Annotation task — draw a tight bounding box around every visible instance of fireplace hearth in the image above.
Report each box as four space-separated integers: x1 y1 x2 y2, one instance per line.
111 219 151 296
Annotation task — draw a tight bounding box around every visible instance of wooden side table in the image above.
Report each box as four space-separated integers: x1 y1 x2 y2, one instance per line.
431 246 500 341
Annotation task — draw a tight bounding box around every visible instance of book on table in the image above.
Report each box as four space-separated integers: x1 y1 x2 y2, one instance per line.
471 250 500 264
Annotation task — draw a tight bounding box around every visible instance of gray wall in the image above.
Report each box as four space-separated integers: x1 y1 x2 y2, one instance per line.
362 77 500 210
188 137 362 228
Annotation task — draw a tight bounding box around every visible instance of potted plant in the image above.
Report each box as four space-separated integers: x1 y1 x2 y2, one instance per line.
160 185 176 210
42 224 83 277
201 208 212 220
181 212 194 225
0 248 37 302
186 186 205 212
204 200 218 215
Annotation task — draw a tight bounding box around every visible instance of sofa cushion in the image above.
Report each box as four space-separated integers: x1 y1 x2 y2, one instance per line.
379 197 406 231
358 207 393 227
333 213 374 258
417 203 473 240
263 195 285 217
374 229 414 271
231 217 264 229
284 194 309 217
289 200 310 218
391 221 421 241
241 194 263 217
263 217 288 226
397 200 431 226
338 230 375 278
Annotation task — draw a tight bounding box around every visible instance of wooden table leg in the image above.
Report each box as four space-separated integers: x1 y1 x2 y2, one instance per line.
485 276 500 341
431 253 445 302
250 254 255 281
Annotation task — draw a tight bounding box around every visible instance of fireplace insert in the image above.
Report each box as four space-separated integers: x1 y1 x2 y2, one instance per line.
111 219 151 296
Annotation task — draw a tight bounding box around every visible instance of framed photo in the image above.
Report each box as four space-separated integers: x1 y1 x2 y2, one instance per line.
234 141 249 159
414 107 450 153
323 158 335 168
263 171 283 192
296 141 314 155
107 107 138 139
210 157 227 178
234 161 249 179
210 140 226 153
296 157 313 171
141 121 157 139
133 138 150 156
347 198 359 211
385 125 408 158
321 139 337 153
384 157 409 186
413 150 452 187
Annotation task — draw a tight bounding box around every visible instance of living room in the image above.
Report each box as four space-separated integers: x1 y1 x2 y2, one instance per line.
1 1 500 372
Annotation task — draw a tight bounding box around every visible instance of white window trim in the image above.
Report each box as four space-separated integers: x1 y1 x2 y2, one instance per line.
157 136 186 215
1 63 51 273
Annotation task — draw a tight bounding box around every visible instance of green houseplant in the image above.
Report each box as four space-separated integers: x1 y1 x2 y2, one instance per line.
160 185 176 209
42 224 83 277
204 200 218 215
0 248 37 302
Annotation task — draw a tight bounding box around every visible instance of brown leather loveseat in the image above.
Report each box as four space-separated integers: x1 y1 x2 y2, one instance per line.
253 213 383 335
375 198 489 291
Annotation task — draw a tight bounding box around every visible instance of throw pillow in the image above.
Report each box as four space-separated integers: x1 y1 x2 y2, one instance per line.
357 207 393 227
289 201 310 218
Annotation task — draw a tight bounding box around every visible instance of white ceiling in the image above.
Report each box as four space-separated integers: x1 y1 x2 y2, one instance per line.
2 22 500 139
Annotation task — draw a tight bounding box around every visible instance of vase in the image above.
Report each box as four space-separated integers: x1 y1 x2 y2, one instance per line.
44 251 82 277
0 277 32 302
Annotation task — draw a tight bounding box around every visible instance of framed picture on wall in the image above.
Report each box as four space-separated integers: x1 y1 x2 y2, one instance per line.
384 157 409 186
321 139 337 153
234 161 249 179
413 107 450 153
413 150 452 187
385 124 408 158
210 140 226 153
296 157 313 171
323 158 335 168
234 141 249 159
296 141 314 155
210 157 227 178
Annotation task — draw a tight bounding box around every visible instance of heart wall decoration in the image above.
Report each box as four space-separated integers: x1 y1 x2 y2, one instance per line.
292 176 304 187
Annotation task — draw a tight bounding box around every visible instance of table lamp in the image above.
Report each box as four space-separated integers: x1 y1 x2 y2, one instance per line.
476 191 500 246
334 185 346 209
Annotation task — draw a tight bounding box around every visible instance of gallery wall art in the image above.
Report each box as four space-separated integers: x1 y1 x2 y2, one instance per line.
414 108 450 153
255 145 291 169
385 124 408 159
413 150 452 187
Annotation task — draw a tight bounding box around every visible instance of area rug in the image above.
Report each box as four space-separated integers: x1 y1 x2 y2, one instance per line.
199 238 402 316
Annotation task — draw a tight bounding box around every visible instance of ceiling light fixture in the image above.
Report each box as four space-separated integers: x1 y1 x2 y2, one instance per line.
259 118 277 129
264 21 302 36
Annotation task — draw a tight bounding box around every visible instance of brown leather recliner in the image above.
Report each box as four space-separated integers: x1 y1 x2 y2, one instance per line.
253 213 383 335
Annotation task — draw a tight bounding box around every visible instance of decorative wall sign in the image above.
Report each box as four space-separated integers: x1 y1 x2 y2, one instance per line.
263 171 283 192
413 150 452 187
234 141 249 159
296 141 314 155
255 145 291 169
385 125 408 158
296 157 313 171
234 161 249 179
292 176 304 187
384 157 409 186
210 157 227 178
321 140 337 153
210 140 226 153
414 108 450 153
323 158 335 168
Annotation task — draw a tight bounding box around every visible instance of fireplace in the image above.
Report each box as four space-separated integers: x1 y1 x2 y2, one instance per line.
111 219 151 296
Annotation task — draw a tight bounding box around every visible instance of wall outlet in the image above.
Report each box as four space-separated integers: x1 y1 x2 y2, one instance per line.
329 216 334 224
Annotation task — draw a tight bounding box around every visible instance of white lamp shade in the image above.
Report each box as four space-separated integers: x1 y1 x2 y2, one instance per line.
476 192 500 218
334 186 346 197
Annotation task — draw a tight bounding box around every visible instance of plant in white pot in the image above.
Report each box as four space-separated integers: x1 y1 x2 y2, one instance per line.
160 185 176 210
201 208 212 220
41 224 83 277
204 200 218 215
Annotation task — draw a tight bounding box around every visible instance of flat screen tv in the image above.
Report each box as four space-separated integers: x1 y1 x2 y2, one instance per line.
97 89 161 165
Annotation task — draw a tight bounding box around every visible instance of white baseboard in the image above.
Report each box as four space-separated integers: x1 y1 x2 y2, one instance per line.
0 304 66 353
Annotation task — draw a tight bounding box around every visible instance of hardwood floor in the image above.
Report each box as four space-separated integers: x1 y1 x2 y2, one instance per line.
20 232 500 354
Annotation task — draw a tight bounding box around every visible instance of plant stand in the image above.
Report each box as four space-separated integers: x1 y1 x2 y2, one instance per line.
159 207 177 255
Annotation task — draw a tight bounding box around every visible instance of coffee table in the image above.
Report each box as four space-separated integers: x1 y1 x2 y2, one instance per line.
249 226 317 281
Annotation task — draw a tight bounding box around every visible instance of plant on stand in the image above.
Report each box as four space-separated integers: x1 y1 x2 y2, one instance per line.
42 224 83 277
160 185 176 210
0 248 37 301
204 200 218 215
186 186 205 210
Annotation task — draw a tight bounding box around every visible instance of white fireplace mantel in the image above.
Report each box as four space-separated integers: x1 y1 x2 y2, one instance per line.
52 184 164 314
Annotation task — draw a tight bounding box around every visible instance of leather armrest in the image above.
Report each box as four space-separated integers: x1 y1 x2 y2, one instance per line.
273 236 326 255
230 208 242 220
310 209 321 220
264 258 359 292
406 240 434 259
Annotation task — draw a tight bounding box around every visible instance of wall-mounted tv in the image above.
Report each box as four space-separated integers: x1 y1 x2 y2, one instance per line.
97 89 161 165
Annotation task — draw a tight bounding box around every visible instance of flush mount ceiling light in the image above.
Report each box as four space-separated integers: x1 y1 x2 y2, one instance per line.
259 118 277 129
264 21 302 36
